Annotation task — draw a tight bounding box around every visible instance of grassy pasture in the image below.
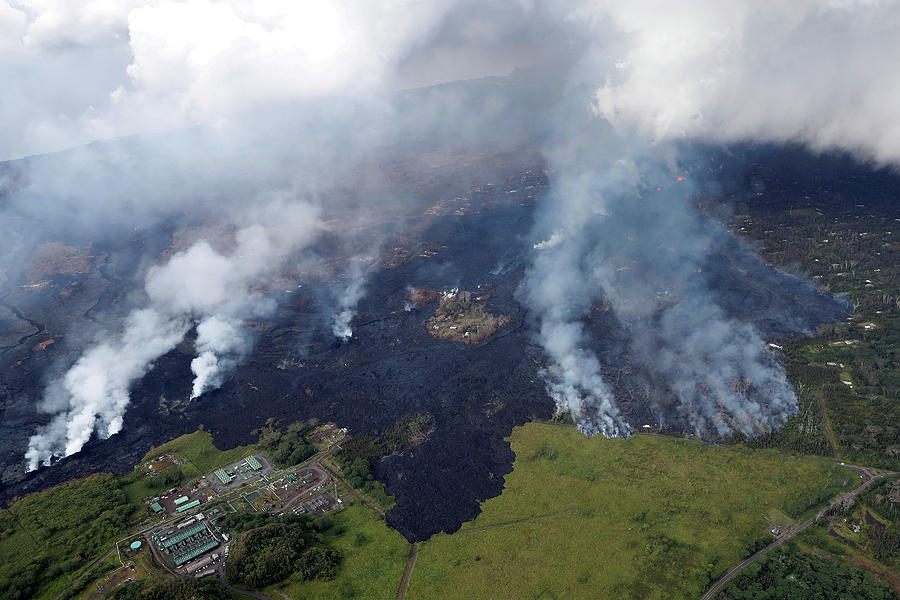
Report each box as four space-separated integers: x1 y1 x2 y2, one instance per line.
407 423 854 600
141 430 254 476
268 501 409 600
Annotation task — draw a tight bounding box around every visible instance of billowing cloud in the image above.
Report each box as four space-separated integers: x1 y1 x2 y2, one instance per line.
592 0 900 165
9 0 899 469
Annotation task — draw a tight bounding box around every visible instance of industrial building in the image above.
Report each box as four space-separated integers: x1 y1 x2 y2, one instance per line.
176 499 201 513
245 455 262 470
214 468 231 485
157 523 220 567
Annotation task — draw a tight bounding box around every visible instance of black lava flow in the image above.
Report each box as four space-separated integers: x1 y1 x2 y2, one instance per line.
0 149 861 541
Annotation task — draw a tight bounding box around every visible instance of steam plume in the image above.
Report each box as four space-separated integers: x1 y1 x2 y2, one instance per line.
26 198 320 470
190 316 246 399
331 262 368 342
9 0 900 471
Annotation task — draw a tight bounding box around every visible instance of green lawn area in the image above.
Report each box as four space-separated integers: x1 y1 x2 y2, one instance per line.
267 501 409 600
142 430 255 476
118 430 255 510
406 423 856 600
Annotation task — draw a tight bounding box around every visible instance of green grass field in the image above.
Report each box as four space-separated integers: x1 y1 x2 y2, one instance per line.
406 423 855 600
142 430 255 476
119 430 255 510
267 501 410 600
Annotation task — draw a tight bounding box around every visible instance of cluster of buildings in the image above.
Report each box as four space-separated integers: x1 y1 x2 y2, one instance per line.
153 518 220 570
207 454 271 493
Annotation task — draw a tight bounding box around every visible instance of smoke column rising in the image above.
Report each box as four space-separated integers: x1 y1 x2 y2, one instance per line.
9 0 900 469
331 261 368 342
26 198 321 470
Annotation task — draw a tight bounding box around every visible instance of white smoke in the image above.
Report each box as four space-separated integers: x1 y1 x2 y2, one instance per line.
331 262 367 342
524 233 622 435
24 308 188 469
190 316 245 399
14 0 900 469
520 0 900 437
26 197 320 470
0 0 533 161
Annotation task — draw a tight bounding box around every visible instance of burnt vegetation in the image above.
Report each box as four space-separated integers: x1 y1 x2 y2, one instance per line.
338 414 434 465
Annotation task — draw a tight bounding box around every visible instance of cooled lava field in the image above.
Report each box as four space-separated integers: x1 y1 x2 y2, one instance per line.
0 146 856 541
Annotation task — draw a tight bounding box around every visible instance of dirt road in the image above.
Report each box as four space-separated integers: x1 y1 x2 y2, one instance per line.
397 542 418 600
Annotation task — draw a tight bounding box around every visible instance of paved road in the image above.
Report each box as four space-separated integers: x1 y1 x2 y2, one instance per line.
699 471 886 600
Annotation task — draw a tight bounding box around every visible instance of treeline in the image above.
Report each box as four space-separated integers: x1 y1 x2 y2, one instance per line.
731 198 900 471
859 477 900 566
717 545 896 600
861 478 900 522
147 468 182 489
338 414 432 465
110 578 231 600
337 414 433 507
870 526 900 565
256 419 317 468
0 474 132 600
224 516 341 588
728 383 832 457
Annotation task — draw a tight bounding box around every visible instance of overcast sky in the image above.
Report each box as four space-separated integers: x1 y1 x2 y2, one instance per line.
3 1 899 163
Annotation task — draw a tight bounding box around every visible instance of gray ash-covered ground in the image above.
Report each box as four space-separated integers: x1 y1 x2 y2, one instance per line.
0 148 857 541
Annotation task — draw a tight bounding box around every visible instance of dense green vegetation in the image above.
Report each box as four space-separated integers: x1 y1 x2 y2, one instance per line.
0 474 132 600
145 468 183 489
725 188 900 470
407 423 854 600
717 544 897 600
861 477 900 522
858 477 900 567
268 502 409 600
256 420 317 468
336 413 432 509
224 516 341 588
110 577 233 600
